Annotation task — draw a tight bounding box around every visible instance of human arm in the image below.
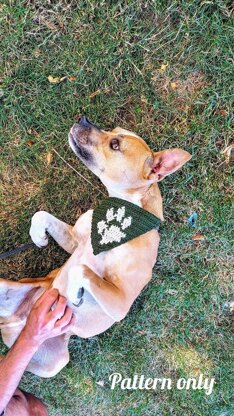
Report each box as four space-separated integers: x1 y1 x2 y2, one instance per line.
0 288 74 413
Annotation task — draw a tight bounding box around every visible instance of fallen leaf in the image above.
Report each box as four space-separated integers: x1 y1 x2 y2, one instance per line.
170 82 177 90
160 63 168 72
46 152 53 165
59 76 67 82
141 96 148 104
27 128 39 136
27 140 34 147
192 233 205 241
220 109 227 117
221 144 234 163
34 49 41 57
166 289 178 295
90 89 101 98
104 87 111 94
137 330 146 335
69 75 76 81
96 380 104 387
193 368 201 376
48 75 67 84
48 75 60 84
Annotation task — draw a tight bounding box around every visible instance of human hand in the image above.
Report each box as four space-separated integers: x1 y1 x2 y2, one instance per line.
21 288 75 348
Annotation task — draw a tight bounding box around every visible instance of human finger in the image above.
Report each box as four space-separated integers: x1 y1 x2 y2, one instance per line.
34 288 59 311
55 307 73 329
51 295 67 320
60 314 77 334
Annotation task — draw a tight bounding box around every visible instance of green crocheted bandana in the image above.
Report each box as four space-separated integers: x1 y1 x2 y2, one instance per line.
91 197 161 255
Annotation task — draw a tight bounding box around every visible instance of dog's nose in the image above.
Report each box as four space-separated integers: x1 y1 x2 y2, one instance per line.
70 116 101 146
77 115 101 131
78 115 92 128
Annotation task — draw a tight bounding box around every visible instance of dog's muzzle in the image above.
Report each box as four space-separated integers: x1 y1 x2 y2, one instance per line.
69 116 100 163
69 116 100 145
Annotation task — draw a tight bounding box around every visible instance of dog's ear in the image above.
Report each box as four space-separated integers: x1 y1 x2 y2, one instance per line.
148 149 192 181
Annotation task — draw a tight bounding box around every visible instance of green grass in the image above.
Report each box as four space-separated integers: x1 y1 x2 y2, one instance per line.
0 1 233 415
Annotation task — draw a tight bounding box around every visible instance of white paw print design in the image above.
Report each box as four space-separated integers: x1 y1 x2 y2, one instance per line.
97 206 132 245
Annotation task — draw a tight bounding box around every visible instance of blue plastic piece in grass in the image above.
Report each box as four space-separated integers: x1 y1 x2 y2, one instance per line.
188 212 198 227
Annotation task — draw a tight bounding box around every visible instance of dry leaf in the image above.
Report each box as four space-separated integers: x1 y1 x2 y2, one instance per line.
34 49 41 57
160 63 168 72
90 89 101 98
220 109 227 117
221 144 234 164
27 140 34 147
48 75 60 84
48 75 67 84
192 233 205 241
141 96 148 104
166 289 178 295
27 128 39 136
137 330 146 335
59 76 67 82
69 75 76 81
170 82 177 90
96 380 104 387
46 152 53 165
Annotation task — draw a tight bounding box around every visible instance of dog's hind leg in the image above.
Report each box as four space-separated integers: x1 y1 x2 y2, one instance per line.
0 282 70 377
0 279 45 325
0 272 71 377
30 211 78 253
26 334 71 377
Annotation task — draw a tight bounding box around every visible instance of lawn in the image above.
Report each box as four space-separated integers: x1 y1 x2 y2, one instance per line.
0 1 233 415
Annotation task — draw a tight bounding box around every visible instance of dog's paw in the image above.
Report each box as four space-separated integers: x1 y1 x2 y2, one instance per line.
30 211 49 248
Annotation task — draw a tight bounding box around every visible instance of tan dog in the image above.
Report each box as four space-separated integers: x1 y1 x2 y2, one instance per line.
0 117 191 377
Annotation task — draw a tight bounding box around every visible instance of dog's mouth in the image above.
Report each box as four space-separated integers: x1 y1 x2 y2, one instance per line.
69 132 94 165
69 131 78 149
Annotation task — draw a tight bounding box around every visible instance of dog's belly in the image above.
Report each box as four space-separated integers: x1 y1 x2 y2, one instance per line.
53 221 159 338
68 250 115 338
53 244 115 337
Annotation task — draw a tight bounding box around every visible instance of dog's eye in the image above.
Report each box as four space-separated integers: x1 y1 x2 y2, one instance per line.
110 138 120 151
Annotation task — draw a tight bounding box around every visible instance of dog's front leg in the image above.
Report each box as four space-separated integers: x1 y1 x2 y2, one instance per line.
30 211 78 253
68 265 130 322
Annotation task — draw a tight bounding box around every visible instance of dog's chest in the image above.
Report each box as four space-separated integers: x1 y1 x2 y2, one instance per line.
73 209 135 277
74 209 106 276
73 208 160 278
